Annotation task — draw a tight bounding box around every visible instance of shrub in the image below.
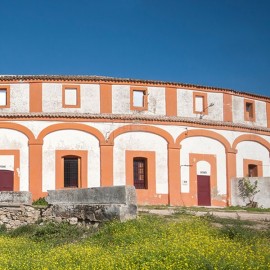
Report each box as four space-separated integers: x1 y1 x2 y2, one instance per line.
32 197 48 206
238 177 260 207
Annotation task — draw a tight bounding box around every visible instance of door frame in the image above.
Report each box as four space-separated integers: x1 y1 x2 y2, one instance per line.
189 153 217 206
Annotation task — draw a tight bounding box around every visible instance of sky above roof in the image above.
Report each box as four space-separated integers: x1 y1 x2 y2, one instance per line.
0 0 270 97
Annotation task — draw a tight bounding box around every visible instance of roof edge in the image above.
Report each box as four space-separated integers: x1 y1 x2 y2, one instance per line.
0 74 269 100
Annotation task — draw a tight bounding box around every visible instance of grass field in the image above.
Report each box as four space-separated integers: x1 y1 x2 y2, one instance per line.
0 212 269 269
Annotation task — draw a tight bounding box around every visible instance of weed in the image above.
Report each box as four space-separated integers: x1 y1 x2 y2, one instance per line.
32 197 48 206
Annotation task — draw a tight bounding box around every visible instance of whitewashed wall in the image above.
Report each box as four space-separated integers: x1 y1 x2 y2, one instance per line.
0 129 29 191
42 83 100 113
0 84 29 112
42 130 100 192
180 137 227 195
232 96 267 127
112 85 166 115
236 141 270 177
176 89 223 121
113 132 168 194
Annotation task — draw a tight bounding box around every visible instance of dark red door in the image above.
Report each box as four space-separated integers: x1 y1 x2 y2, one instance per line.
197 175 211 206
0 170 14 191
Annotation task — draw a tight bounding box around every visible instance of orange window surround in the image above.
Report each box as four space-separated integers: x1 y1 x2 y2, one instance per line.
62 85 81 108
130 87 148 111
244 99 255 122
193 92 208 114
0 85 10 108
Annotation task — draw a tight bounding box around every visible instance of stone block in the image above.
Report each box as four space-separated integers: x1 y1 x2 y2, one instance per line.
46 186 137 206
0 192 32 205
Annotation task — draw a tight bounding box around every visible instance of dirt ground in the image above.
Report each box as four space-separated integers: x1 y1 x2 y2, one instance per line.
138 207 270 222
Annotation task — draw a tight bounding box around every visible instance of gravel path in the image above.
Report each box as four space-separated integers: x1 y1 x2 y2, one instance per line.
139 207 270 221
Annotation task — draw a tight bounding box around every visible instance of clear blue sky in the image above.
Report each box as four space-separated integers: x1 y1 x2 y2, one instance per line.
1 0 270 97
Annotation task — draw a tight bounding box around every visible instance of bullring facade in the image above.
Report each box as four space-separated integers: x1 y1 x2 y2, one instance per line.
0 75 269 206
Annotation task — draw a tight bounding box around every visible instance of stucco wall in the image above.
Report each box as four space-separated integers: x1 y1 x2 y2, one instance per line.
232 96 267 127
113 132 168 194
176 89 223 121
0 129 29 191
180 136 227 195
236 141 270 177
42 83 100 113
112 85 166 115
42 130 100 192
0 84 29 113
231 177 270 208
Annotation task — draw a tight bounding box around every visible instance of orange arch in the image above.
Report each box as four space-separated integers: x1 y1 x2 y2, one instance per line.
176 129 231 151
108 125 175 146
37 123 106 144
0 122 35 143
232 134 270 150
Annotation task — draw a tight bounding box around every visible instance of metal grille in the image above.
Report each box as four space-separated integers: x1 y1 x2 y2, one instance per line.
64 157 78 187
133 158 147 189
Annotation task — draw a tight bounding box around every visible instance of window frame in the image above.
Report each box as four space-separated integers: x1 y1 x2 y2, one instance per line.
63 156 80 188
244 99 255 122
55 150 87 189
193 92 208 115
0 85 10 108
130 87 148 111
133 157 148 189
243 159 262 177
62 85 81 108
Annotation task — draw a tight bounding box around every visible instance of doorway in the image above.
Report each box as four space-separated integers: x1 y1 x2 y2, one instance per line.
197 175 211 206
0 170 14 191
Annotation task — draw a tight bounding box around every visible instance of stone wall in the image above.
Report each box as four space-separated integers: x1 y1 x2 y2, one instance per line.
231 177 270 208
0 186 138 229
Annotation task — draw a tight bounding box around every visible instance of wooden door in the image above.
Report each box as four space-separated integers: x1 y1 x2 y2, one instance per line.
0 170 14 191
197 175 211 206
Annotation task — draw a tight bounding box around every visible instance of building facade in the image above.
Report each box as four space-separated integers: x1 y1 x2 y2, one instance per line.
0 75 269 206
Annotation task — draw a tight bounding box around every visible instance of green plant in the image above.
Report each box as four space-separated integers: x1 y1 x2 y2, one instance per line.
238 177 260 207
32 197 48 206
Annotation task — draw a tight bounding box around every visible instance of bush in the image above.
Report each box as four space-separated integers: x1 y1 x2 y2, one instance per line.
32 197 48 206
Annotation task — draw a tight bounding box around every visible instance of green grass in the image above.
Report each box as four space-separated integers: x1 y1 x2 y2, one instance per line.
0 214 269 269
32 197 48 206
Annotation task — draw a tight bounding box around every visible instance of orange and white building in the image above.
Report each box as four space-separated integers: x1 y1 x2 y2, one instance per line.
0 75 269 206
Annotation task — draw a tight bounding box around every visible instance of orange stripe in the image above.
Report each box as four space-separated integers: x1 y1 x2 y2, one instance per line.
267 102 270 128
223 93 232 122
100 84 112 113
100 144 113 186
30 83 42 112
165 87 177 116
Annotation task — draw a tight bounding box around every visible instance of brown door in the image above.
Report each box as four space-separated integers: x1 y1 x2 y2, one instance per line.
197 175 211 206
0 170 14 191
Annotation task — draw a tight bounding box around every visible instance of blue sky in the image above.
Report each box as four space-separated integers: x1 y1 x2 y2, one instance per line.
0 0 270 97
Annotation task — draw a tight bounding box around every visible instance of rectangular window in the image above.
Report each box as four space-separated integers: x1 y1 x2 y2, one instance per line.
193 92 208 114
130 87 148 111
248 164 258 177
64 157 80 188
62 85 80 108
133 158 147 189
245 100 255 121
133 90 145 107
243 159 262 177
0 86 10 108
195 96 204 112
0 90 7 106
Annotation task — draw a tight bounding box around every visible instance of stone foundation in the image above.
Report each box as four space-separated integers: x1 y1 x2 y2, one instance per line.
0 186 137 229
